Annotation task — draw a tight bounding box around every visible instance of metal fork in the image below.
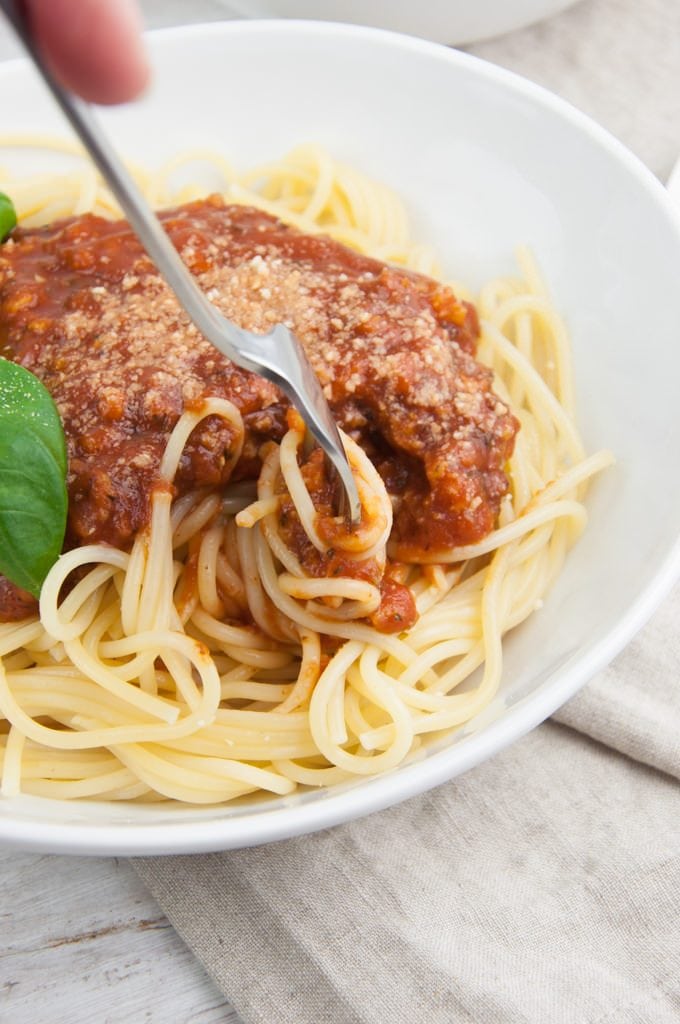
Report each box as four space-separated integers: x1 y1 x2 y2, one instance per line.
0 0 361 526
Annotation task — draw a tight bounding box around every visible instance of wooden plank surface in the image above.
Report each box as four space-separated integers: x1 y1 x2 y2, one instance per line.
0 850 242 1024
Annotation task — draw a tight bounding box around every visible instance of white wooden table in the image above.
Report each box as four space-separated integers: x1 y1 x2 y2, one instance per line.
0 850 242 1023
0 5 244 1022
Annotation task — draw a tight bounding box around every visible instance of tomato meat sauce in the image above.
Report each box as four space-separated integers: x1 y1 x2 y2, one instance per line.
0 197 518 625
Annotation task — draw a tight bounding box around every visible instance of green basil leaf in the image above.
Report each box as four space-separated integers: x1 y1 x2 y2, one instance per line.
0 357 66 474
0 191 16 242
0 359 68 596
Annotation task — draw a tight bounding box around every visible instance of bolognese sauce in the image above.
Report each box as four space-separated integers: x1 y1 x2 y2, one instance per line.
0 197 518 624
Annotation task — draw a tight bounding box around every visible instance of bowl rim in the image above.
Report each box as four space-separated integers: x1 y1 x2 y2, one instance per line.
1 18 679 855
221 0 582 47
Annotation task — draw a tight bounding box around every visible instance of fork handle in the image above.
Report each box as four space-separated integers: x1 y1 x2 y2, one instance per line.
0 0 252 362
0 0 362 525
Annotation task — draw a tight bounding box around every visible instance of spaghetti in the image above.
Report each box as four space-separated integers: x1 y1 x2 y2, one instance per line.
0 142 612 803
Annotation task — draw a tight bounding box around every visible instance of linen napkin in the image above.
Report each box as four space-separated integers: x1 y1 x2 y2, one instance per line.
134 587 680 1024
134 1 680 1021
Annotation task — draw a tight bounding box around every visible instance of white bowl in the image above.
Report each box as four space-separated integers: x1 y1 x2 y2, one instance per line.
0 21 679 854
222 0 579 45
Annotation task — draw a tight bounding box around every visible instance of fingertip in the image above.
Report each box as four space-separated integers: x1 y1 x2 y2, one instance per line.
30 0 150 105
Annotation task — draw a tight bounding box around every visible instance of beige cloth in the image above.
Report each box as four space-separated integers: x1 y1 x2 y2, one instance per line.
135 587 680 1024
134 1 680 1021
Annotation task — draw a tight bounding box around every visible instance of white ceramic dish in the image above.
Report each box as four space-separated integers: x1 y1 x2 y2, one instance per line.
0 21 679 855
221 0 579 45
